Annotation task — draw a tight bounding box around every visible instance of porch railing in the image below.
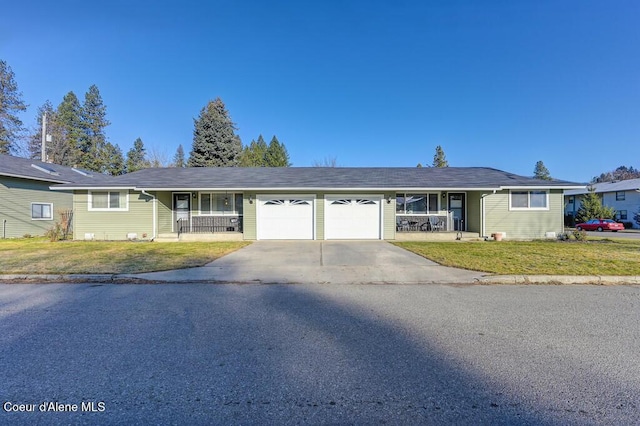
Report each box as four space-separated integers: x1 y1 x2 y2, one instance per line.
396 212 455 232
177 216 243 237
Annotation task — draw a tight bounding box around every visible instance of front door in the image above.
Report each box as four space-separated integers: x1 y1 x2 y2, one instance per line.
448 193 466 231
173 193 191 232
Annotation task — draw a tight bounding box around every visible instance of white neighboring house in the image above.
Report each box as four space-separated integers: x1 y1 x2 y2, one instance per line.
565 178 640 229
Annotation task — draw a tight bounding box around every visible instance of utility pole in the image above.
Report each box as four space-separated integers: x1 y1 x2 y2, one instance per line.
41 112 47 162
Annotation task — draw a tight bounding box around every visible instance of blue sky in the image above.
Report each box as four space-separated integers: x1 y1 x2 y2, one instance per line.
3 0 639 182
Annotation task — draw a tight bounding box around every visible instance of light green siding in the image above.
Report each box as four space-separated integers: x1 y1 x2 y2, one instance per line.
73 190 154 240
0 176 72 238
243 192 257 240
157 192 173 233
465 192 482 234
382 192 395 239
315 193 324 240
484 189 564 239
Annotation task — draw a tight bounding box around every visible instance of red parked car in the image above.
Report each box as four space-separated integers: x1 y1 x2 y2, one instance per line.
575 219 624 232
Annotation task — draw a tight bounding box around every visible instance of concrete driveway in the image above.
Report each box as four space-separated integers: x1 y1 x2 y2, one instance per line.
132 241 484 284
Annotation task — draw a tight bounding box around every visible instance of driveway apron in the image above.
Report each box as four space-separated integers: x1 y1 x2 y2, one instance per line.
132 241 484 284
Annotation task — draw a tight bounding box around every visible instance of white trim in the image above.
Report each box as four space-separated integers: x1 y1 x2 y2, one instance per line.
1 172 68 184
395 192 441 215
501 186 583 190
198 191 242 216
447 191 468 231
54 185 583 192
172 192 192 233
509 190 550 211
88 190 129 211
31 202 53 221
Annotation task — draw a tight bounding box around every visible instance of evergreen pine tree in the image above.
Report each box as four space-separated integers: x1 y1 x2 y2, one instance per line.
126 137 149 172
265 135 291 167
56 91 84 167
79 85 110 172
187 98 241 167
432 145 449 167
239 135 269 166
102 142 126 175
173 144 185 167
533 160 552 180
576 187 616 223
0 60 28 154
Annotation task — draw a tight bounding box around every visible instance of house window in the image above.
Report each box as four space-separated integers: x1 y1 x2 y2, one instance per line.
616 191 626 201
510 190 549 210
200 193 243 215
89 191 128 211
617 210 628 220
568 196 574 204
31 203 53 220
396 193 439 214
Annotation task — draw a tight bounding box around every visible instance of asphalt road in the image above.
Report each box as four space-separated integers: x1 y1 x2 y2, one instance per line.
584 230 640 240
1 283 639 425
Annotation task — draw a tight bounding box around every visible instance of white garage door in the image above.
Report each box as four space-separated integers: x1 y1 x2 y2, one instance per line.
325 196 382 239
257 195 314 240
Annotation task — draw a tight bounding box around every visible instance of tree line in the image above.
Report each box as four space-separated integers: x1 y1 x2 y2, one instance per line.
0 59 290 174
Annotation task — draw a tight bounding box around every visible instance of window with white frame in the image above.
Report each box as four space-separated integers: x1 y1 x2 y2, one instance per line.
396 193 439 214
200 193 243 215
616 191 626 201
31 203 53 220
510 190 549 210
89 191 128 211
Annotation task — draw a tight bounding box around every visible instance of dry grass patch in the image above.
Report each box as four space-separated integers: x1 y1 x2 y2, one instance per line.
0 239 251 274
394 239 640 275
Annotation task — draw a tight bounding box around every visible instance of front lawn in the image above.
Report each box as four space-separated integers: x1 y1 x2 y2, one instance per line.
0 239 251 274
394 239 640 275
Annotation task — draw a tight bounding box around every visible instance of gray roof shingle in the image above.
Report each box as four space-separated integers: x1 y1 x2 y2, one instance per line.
51 166 582 190
0 154 116 185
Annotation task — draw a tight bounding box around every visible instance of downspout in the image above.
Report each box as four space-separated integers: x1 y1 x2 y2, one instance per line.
141 190 157 241
480 190 497 239
2 219 6 239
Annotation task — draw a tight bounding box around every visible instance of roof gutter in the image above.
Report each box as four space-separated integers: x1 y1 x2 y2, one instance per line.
1 172 69 184
50 186 137 191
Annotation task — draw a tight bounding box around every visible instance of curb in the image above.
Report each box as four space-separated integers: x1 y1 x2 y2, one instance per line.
0 274 155 283
477 275 640 285
1 274 640 285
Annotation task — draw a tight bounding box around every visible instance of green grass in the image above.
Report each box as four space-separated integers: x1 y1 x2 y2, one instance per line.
394 239 640 275
0 238 251 274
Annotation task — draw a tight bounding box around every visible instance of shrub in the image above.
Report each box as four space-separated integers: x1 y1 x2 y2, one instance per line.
45 223 64 242
572 228 588 241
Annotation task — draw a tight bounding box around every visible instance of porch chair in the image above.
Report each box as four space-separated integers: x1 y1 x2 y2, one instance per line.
398 219 410 232
429 216 445 232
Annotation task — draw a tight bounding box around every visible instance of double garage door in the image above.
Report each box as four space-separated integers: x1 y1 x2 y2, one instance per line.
256 195 382 240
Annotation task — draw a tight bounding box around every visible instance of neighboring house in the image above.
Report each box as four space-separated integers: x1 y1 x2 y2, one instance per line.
0 154 110 238
52 166 581 241
565 178 640 228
